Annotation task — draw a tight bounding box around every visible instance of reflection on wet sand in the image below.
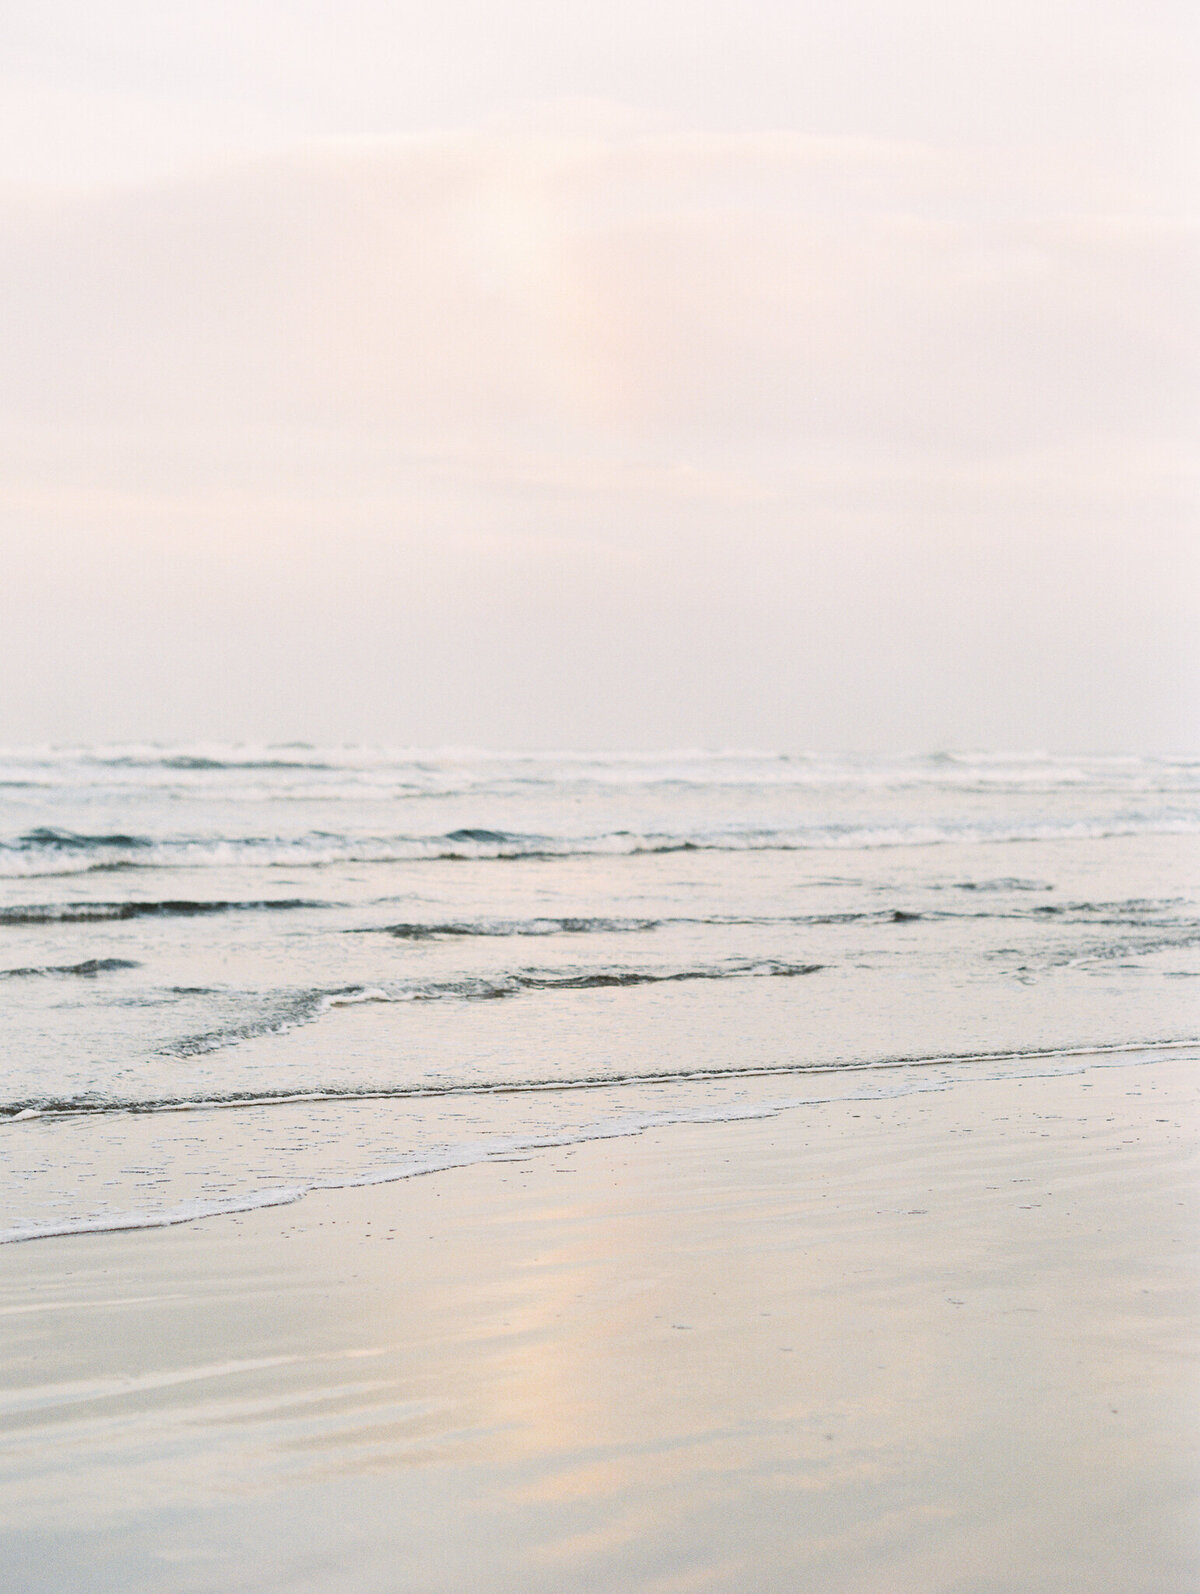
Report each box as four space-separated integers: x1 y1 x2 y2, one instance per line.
0 1055 1195 1592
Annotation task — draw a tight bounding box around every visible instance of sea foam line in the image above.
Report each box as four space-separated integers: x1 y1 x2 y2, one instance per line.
5 1037 1197 1124
3 1039 1195 1245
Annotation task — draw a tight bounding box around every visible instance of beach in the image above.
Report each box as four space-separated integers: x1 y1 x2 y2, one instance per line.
2 1050 1195 1593
4 0 1195 1581
2 747 1197 1588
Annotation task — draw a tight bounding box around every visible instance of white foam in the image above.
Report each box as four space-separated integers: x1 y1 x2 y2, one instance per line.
3 1041 1193 1247
319 987 392 1009
0 1185 308 1245
4 811 1199 878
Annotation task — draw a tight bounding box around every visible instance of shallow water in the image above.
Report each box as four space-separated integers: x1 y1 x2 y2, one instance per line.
2 746 1197 1240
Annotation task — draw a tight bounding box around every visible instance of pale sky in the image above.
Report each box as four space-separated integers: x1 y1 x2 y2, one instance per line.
1 1 1196 750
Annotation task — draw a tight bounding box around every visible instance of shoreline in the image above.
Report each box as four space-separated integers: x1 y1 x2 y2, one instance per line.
2 1050 1196 1591
4 1035 1197 1247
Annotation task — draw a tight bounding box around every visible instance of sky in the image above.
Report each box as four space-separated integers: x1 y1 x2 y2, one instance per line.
0 1 1196 750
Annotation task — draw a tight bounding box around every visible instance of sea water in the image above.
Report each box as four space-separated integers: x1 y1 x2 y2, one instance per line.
1 747 1197 1241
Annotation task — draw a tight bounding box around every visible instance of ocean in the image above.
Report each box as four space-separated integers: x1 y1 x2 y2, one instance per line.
1 746 1197 1243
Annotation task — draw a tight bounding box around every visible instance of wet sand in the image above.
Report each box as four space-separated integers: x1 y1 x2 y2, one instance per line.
1 1055 1196 1593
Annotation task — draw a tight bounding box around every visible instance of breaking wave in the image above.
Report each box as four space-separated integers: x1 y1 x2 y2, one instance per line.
4 815 1199 876
5 745 1200 794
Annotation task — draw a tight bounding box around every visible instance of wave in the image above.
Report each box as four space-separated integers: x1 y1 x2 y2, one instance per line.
4 814 1199 876
0 899 327 925
157 755 335 772
165 958 825 1054
31 752 337 773
3 1037 1194 1246
952 878 1053 892
0 1186 313 1242
376 916 664 939
1021 897 1191 922
1017 928 1200 970
7 1034 1196 1246
444 827 522 843
0 958 827 1085
3 1104 814 1244
361 898 1196 939
4 746 1199 795
368 911 934 938
312 959 823 1010
14 827 153 850
2 894 1183 937
3 1035 1194 1127
484 960 823 993
0 957 139 979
